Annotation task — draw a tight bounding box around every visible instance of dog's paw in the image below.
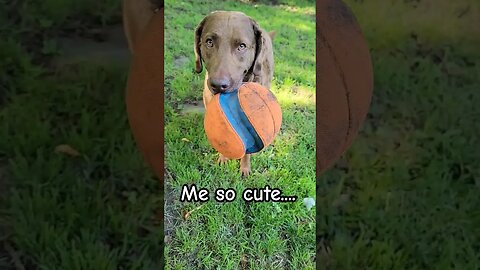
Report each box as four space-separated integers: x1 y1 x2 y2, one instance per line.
217 155 230 165
240 166 251 177
240 154 251 177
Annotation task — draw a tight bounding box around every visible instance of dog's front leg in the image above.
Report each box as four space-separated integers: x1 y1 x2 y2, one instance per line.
217 154 230 164
240 154 251 177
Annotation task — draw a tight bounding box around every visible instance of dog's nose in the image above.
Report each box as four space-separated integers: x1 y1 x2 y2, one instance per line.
209 77 231 93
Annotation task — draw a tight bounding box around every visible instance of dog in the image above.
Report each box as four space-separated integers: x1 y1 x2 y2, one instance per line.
122 2 275 176
195 11 275 176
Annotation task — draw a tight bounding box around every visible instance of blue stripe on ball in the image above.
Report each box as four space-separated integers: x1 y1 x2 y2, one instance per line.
219 90 264 154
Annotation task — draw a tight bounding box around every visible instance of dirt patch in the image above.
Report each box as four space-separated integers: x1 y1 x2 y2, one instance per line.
164 172 183 245
239 0 281 5
173 55 190 69
53 25 130 67
180 102 205 115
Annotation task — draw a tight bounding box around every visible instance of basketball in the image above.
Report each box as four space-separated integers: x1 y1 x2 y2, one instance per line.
204 82 282 160
125 11 164 181
316 0 374 174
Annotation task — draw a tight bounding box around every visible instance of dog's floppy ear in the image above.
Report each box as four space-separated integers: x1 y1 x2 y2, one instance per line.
249 18 268 78
194 17 206 73
268 31 276 40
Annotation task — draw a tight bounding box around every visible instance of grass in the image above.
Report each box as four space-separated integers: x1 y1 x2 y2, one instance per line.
0 1 163 269
164 0 316 269
0 0 479 269
318 0 480 269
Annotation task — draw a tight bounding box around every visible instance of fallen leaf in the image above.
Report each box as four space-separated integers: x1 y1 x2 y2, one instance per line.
54 144 81 157
183 210 191 220
183 204 205 220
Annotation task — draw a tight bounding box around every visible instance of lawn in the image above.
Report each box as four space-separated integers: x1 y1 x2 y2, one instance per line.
0 0 479 269
0 0 164 269
317 0 480 269
164 0 316 269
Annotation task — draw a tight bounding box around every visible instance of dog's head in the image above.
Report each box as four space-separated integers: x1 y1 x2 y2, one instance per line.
194 11 270 94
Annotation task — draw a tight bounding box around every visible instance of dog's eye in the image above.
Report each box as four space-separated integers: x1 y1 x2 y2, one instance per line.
205 38 214 48
238 43 247 51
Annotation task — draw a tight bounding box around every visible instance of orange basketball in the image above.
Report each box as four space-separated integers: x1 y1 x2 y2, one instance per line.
204 82 282 160
316 0 374 174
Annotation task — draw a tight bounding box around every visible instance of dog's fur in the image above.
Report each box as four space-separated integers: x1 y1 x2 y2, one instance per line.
122 2 274 176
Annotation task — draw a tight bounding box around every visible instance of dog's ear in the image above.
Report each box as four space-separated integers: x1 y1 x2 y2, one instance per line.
249 18 268 77
194 17 206 73
268 31 276 40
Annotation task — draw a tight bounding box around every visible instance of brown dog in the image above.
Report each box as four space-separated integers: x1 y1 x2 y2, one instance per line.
195 11 275 176
123 2 275 176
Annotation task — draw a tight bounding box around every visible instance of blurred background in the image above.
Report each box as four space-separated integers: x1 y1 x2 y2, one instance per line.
318 0 480 269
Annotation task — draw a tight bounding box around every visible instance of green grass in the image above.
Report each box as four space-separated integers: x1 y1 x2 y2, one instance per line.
0 1 163 269
164 0 316 269
0 0 479 269
318 0 480 269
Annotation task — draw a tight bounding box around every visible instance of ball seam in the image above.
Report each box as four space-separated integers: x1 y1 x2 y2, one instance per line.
317 29 352 147
241 83 276 148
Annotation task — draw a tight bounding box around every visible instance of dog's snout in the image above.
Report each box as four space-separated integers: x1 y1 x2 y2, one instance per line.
209 76 232 93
